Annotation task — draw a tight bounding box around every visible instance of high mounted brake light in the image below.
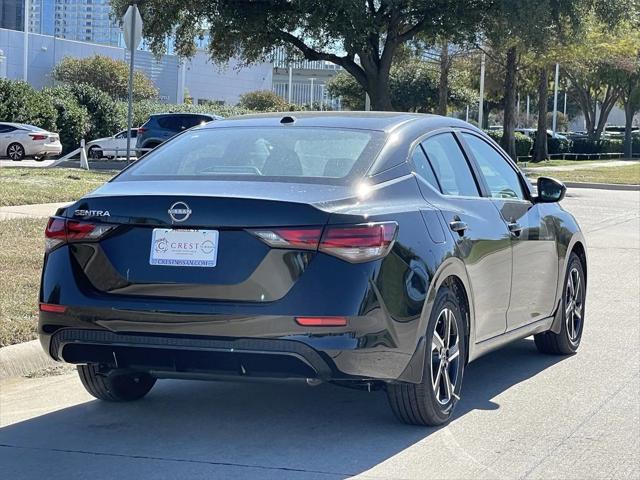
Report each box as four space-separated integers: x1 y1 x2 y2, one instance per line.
45 217 115 252
248 222 397 263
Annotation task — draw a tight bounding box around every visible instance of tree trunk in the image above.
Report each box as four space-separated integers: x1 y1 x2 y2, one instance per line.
624 99 634 158
366 73 394 110
437 43 449 116
500 46 518 160
532 67 549 163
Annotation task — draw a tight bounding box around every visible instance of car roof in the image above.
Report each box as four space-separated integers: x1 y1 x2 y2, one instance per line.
211 111 473 133
150 113 217 118
0 122 41 130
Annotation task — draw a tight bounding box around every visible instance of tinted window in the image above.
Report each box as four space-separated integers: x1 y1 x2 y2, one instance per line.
0 125 14 133
180 115 207 129
411 146 440 192
116 127 385 184
156 116 178 130
462 133 525 200
422 133 479 197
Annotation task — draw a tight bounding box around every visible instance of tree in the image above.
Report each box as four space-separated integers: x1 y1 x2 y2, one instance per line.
480 0 617 159
238 90 291 111
110 0 486 111
52 55 159 101
327 58 475 112
68 84 124 139
44 86 91 153
0 79 57 131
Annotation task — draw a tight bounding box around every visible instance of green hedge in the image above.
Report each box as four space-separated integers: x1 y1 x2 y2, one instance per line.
571 138 624 154
484 130 534 157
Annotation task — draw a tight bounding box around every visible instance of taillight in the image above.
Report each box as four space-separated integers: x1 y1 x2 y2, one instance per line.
29 134 48 141
319 222 398 263
249 222 397 263
45 217 115 252
39 303 67 313
137 127 146 134
249 227 323 250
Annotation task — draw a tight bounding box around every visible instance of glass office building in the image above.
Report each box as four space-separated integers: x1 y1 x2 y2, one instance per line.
1 0 25 31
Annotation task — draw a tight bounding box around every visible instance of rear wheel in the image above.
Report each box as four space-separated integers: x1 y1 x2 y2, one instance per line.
387 285 466 426
77 364 156 402
88 146 103 159
534 253 586 355
7 143 25 161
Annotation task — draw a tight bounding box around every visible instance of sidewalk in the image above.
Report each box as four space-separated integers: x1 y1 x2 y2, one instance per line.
0 202 69 221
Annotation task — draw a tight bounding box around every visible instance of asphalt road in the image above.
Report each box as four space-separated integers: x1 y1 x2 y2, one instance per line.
1 187 638 480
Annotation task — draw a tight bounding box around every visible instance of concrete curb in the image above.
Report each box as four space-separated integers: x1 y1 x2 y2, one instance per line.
0 340 58 379
564 181 640 191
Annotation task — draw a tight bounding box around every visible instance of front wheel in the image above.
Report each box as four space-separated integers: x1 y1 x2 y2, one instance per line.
77 364 156 402
534 252 586 355
88 146 103 159
387 285 467 426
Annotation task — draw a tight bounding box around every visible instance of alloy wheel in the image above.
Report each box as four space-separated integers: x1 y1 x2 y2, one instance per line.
431 308 460 406
8 144 24 160
565 267 584 344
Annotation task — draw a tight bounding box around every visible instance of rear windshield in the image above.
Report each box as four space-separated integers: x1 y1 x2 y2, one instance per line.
115 126 386 184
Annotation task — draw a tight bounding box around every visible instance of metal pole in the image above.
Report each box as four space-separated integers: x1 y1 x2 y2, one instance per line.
288 66 293 104
126 4 137 163
552 63 559 136
310 77 314 108
23 0 30 81
365 93 371 111
563 91 567 116
478 52 485 128
526 95 530 126
465 105 469 122
516 93 520 128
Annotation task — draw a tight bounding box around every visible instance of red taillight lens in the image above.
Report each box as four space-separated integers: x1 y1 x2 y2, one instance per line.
319 222 397 262
45 217 115 252
39 303 67 313
29 134 48 141
248 222 397 262
296 316 348 327
249 227 322 250
137 127 146 134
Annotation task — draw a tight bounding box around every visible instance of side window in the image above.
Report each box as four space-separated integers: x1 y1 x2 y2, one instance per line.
462 133 525 200
422 133 479 197
411 146 440 192
0 125 16 133
157 116 177 130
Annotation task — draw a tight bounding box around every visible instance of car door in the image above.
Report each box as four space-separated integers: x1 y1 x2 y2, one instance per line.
0 124 16 154
413 131 513 342
460 132 559 331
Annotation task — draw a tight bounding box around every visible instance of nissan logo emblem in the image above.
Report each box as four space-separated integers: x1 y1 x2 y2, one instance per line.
168 201 192 222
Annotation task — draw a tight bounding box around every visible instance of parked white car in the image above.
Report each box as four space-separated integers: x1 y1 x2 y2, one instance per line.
86 129 139 159
0 122 62 161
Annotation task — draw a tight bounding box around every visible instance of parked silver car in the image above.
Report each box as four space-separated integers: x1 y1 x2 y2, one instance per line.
0 123 62 161
86 129 139 159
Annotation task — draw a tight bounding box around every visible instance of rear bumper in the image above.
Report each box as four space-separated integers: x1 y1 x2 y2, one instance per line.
26 143 62 156
39 311 420 383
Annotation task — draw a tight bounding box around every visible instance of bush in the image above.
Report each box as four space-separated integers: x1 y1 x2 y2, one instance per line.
116 100 250 129
548 137 571 155
69 84 124 139
44 86 91 153
52 55 159 101
238 90 290 111
0 79 57 131
571 138 624 154
484 130 533 158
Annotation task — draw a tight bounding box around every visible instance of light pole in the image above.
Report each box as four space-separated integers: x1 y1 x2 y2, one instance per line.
23 0 30 81
526 95 530 127
478 51 486 129
288 65 293 104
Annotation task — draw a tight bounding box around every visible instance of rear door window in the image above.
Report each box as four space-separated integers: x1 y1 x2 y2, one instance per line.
411 146 440 192
421 133 479 197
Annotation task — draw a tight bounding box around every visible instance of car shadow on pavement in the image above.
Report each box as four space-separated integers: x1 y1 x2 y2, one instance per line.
0 338 566 478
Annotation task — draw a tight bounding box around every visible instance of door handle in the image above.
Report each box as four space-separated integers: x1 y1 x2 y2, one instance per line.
449 218 468 236
508 222 522 236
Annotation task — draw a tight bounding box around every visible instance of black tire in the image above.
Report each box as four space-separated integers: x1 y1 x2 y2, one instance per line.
7 143 25 161
387 284 467 426
534 252 586 355
34 155 44 162
88 146 103 159
77 364 156 402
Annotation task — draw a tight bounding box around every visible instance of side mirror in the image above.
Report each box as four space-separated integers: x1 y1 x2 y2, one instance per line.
535 176 566 203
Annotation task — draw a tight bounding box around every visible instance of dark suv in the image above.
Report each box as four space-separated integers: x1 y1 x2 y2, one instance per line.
136 113 222 151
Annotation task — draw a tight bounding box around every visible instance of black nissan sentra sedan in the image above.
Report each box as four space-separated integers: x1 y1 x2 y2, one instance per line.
39 112 587 426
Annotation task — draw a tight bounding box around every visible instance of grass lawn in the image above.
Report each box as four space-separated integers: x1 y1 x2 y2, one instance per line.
0 218 47 347
519 159 614 168
528 163 640 185
0 167 117 207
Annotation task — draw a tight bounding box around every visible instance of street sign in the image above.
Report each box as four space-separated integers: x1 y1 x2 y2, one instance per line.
123 5 143 50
